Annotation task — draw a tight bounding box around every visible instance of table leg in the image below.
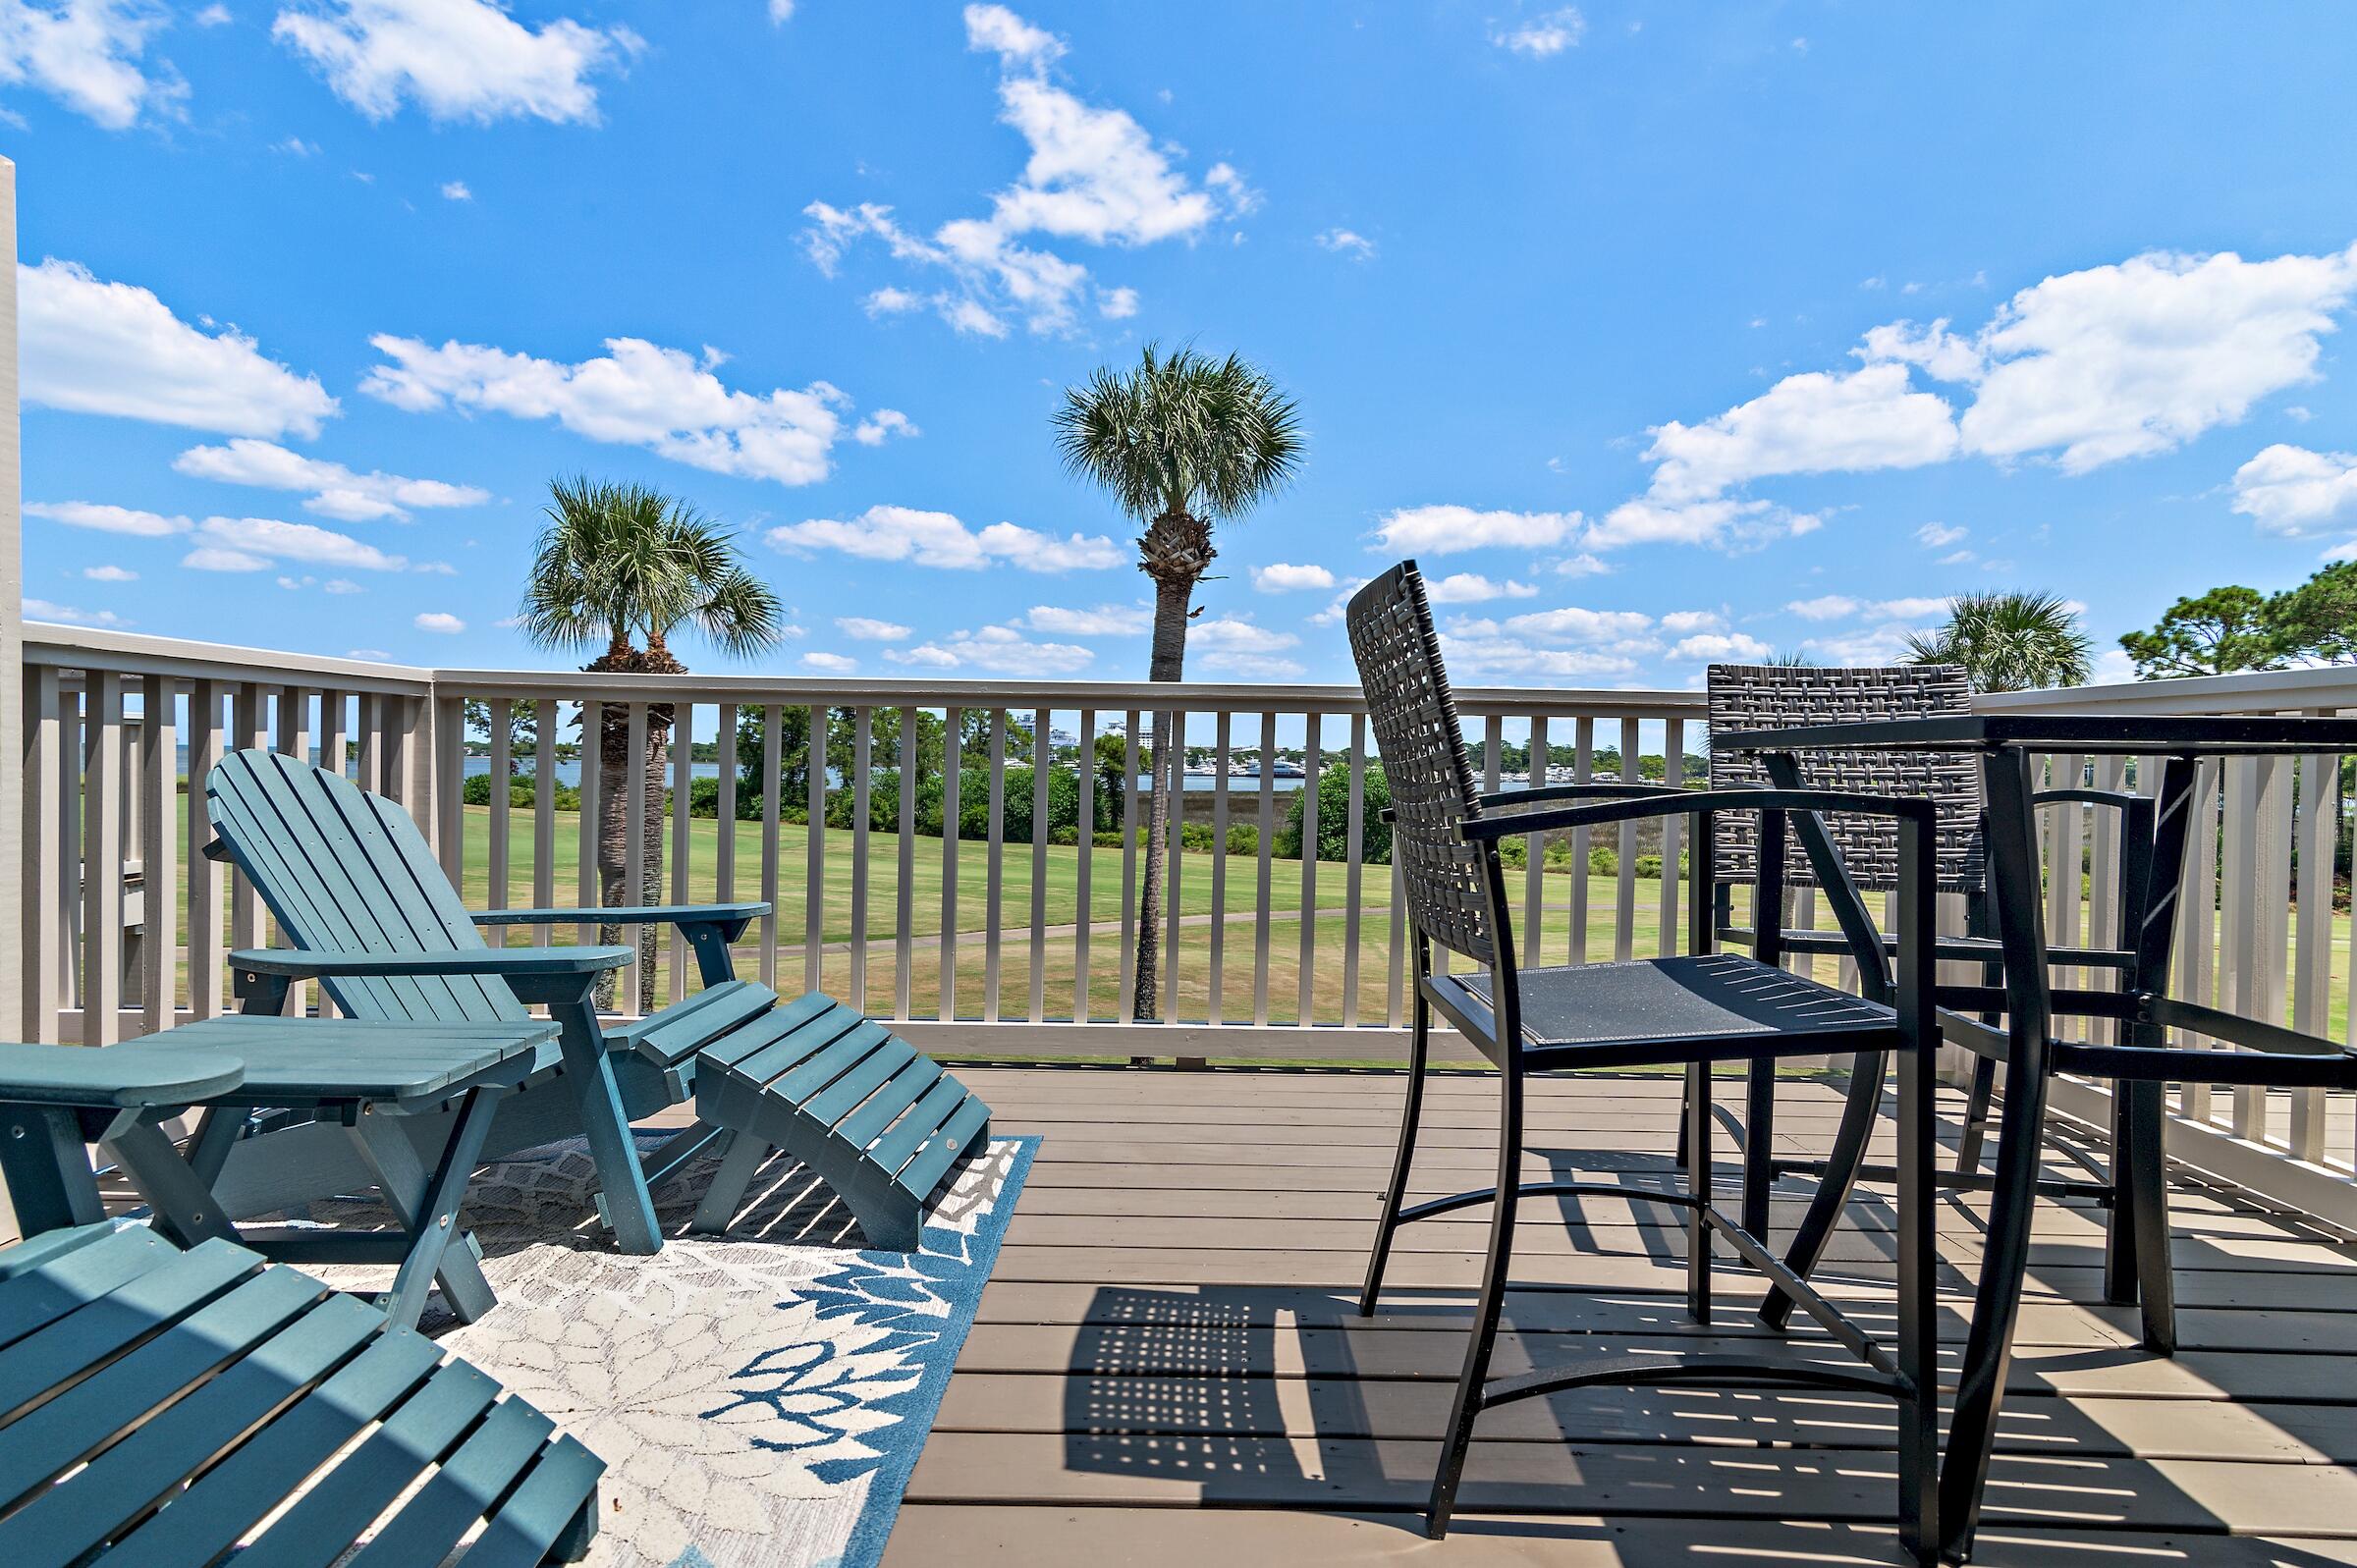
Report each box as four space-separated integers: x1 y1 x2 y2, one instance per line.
0 1105 109 1235
548 996 663 1256
1939 750 2055 1563
349 1091 502 1327
186 1106 245 1189
103 1109 241 1247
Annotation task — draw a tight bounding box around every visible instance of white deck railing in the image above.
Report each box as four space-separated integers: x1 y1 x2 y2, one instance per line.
18 622 2357 1224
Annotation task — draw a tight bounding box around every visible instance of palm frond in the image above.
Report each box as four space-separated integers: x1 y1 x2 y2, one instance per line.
1053 342 1305 524
517 477 787 666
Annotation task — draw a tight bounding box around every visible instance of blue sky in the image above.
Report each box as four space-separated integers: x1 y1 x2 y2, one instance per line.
9 0 2357 688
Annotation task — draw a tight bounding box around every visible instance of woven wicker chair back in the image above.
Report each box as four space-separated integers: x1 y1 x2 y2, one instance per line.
1706 663 1984 893
1345 562 1498 966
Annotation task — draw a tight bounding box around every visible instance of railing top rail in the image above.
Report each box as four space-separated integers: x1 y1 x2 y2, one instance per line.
1978 664 2357 717
24 622 436 694
422 667 1709 716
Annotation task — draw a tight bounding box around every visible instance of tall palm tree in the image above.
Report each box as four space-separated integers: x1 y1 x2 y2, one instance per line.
1904 590 2093 693
520 477 785 1011
1054 345 1305 1020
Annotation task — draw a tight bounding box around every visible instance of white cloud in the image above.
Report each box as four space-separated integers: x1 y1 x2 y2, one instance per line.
1371 505 1579 556
1787 594 1859 621
1438 637 1635 680
1915 520 1966 549
24 597 132 628
439 178 470 200
194 2 229 21
363 334 851 486
1024 602 1149 635
1585 496 1819 553
174 438 489 521
272 0 641 125
1642 361 1959 504
0 0 182 128
1946 245 2357 471
836 616 910 641
800 7 1244 337
182 546 271 571
1554 552 1609 576
766 0 792 20
1671 631 1773 662
27 500 191 536
413 610 465 633
1803 624 1935 666
888 622 1093 676
1187 616 1303 677
863 287 924 318
1479 605 1655 646
1492 5 1582 56
1658 609 1723 634
766 504 1122 572
1252 562 1337 593
82 564 136 581
191 514 408 571
851 407 919 447
801 651 857 674
2231 443 2357 536
1422 571 1538 604
1786 593 1946 622
1316 228 1375 260
20 259 338 439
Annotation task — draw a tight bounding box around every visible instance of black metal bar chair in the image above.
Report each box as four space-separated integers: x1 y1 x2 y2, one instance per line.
1345 564 1943 1559
1702 664 2174 1346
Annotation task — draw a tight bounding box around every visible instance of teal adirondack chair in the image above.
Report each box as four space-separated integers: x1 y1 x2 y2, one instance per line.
0 1047 604 1565
203 748 992 1253
0 1223 604 1564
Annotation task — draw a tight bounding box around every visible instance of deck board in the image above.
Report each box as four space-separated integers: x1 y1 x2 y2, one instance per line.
882 1065 2357 1567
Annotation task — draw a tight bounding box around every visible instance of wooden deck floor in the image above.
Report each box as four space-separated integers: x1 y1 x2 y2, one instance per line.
879 1066 2357 1568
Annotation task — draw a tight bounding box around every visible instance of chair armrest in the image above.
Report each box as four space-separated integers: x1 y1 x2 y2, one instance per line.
228 946 633 978
1476 783 1683 809
0 1043 245 1108
470 902 769 929
1459 786 1932 842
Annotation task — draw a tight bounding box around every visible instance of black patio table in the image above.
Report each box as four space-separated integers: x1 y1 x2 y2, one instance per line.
1718 712 2357 1564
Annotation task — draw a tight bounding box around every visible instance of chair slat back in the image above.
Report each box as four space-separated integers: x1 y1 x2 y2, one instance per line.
205 749 526 1023
1345 562 1497 966
1705 664 1984 894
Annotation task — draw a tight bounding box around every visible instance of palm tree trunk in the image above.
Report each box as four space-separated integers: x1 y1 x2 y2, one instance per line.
587 637 682 1015
1132 509 1215 1024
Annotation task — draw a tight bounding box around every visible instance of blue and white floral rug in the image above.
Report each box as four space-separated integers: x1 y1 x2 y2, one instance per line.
312 1129 1034 1568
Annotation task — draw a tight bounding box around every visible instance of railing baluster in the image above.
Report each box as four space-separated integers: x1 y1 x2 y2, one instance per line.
488 698 513 941
851 706 872 1012
1253 711 1276 1024
321 688 347 777
1296 713 1322 1024
1120 712 1141 1017
804 702 826 997
230 683 262 964
1343 714 1365 1030
2291 746 2337 1161
900 706 919 1022
186 679 222 1023
57 684 80 1022
434 693 464 892
1033 706 1052 1024
1164 706 1185 1024
576 701 601 951
671 702 694 1002
941 706 960 1021
82 672 122 1047
1073 709 1093 1024
1660 716 1683 957
2251 745 2296 1139
624 702 648 1013
23 667 61 1040
1208 711 1230 1025
1571 716 1594 964
356 693 381 793
532 703 556 948
717 703 739 912
759 704 780 988
1522 715 1547 968
138 673 178 1038
1616 716 1638 961
985 709 1006 1023
2180 758 2220 1122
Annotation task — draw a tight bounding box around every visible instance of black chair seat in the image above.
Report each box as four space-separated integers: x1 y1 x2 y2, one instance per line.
1445 952 1897 1070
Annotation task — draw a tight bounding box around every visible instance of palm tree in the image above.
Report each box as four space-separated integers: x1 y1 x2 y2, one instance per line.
1054 345 1305 1020
520 477 785 1011
1904 590 2092 693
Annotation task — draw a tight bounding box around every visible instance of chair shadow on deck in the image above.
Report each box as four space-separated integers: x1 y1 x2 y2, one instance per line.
1054 1112 2357 1565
